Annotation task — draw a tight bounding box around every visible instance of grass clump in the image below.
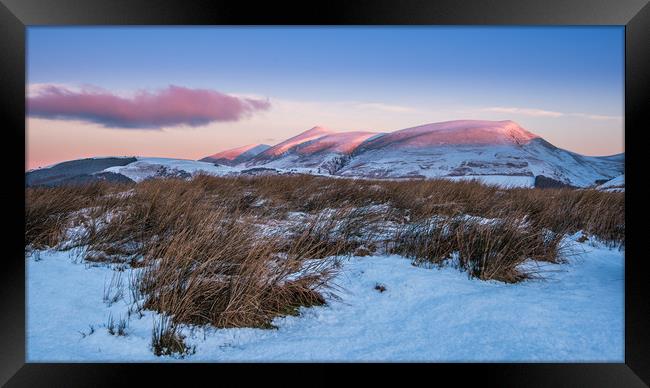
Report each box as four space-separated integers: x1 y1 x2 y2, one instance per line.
138 209 336 329
151 315 194 357
392 215 566 283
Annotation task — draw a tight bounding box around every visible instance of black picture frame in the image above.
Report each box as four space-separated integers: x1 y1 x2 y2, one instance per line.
2 0 648 386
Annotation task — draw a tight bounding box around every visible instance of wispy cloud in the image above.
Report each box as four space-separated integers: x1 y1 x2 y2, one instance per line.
355 102 418 113
569 113 622 121
481 107 564 118
27 84 271 129
481 106 621 121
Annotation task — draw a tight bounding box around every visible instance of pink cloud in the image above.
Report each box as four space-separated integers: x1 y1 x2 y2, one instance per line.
27 85 271 129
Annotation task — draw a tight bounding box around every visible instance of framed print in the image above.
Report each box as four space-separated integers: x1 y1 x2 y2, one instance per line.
2 0 648 386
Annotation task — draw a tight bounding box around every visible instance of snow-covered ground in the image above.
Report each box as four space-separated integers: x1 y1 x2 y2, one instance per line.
26 234 624 362
597 174 625 192
104 157 239 182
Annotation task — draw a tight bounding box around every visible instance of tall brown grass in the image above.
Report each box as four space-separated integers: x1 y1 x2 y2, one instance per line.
25 174 624 332
184 174 624 244
25 183 103 249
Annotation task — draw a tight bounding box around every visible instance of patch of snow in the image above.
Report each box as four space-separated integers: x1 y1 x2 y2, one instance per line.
27 236 623 361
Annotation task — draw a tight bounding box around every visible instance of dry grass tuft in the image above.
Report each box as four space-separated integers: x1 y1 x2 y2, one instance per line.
138 208 336 328
392 216 566 282
151 315 194 357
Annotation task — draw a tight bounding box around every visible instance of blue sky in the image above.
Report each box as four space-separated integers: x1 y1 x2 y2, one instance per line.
27 26 624 168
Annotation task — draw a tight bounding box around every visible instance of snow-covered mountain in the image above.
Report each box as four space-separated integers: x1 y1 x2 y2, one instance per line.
28 120 624 188
334 120 623 187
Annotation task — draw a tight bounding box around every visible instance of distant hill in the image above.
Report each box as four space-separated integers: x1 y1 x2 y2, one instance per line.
26 157 137 187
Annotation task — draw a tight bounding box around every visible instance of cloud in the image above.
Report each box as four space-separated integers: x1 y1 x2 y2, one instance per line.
481 106 563 118
355 102 417 113
27 84 271 129
481 106 621 121
569 113 621 121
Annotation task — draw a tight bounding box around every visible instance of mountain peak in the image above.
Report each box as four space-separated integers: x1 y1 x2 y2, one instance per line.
360 119 540 151
200 143 271 165
302 126 336 135
295 131 380 155
261 126 337 157
205 143 269 161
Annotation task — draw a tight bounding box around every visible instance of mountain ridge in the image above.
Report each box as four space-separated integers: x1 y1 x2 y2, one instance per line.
28 120 624 189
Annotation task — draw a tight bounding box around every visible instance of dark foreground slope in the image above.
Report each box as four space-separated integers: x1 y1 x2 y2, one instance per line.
26 157 136 187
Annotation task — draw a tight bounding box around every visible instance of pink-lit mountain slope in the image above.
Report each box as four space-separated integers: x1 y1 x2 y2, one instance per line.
254 126 336 159
243 128 381 173
200 143 270 165
333 120 623 187
356 120 539 151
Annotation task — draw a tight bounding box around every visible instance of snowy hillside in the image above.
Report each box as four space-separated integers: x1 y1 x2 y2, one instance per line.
104 157 239 182
597 174 625 192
